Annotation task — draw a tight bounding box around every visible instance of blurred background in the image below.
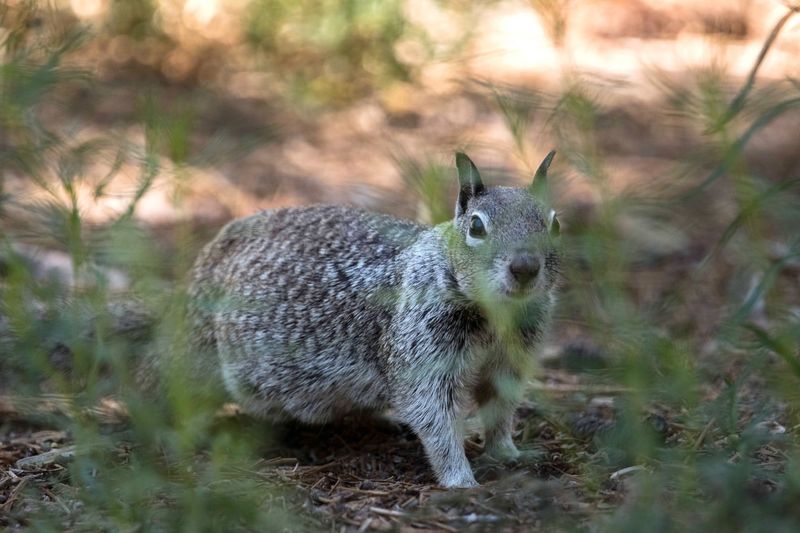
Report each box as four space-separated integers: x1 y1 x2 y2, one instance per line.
2 0 800 530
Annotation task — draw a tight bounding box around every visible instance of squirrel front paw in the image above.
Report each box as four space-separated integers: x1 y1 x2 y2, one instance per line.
439 471 479 488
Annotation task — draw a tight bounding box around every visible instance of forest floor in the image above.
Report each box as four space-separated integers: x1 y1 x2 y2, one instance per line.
3 1 799 529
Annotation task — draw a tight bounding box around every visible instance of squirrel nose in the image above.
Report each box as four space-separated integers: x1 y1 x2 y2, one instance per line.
509 253 541 286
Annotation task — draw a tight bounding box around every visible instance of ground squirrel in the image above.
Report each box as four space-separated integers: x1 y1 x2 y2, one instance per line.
188 151 561 487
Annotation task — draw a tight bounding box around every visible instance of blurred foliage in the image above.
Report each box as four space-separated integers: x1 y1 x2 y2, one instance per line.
399 5 800 531
2 0 800 531
102 0 160 40
17 0 466 108
0 3 298 528
528 0 571 47
244 0 416 105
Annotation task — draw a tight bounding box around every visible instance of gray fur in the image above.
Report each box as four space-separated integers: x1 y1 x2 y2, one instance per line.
187 153 561 488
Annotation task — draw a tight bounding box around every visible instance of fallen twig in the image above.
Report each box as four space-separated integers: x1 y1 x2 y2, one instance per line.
528 382 631 394
15 445 77 470
1 476 31 514
692 418 716 451
0 394 128 425
609 465 647 482
368 506 406 518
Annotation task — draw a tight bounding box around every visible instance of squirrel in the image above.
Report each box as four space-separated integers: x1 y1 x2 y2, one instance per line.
186 151 561 488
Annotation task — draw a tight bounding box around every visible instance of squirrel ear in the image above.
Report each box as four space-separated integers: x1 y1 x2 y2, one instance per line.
455 152 485 216
548 209 560 237
529 150 556 201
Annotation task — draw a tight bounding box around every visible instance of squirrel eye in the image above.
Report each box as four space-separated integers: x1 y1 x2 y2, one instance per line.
468 215 486 238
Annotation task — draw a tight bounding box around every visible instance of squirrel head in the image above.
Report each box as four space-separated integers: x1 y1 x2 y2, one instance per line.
445 151 561 306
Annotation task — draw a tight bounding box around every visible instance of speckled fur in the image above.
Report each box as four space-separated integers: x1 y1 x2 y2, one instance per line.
188 157 561 488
